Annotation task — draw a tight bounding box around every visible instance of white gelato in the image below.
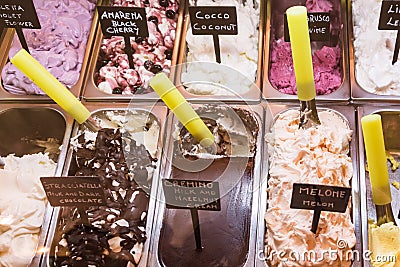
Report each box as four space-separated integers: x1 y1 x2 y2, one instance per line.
265 110 356 266
181 0 259 95
352 0 400 95
0 153 57 267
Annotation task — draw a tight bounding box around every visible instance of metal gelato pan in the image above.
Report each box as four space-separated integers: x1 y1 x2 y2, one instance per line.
263 0 350 102
81 0 185 102
171 0 265 103
0 104 72 267
256 103 362 267
0 0 100 101
357 105 400 266
348 0 400 102
42 103 167 267
148 103 264 267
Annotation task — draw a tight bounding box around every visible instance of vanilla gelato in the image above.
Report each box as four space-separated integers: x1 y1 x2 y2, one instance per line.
352 0 400 95
181 0 259 95
369 221 400 267
0 153 57 267
265 109 356 266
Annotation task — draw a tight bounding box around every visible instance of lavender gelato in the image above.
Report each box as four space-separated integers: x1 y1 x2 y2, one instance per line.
1 0 97 95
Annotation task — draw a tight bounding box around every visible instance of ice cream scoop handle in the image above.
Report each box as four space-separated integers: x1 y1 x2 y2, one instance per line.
10 49 91 124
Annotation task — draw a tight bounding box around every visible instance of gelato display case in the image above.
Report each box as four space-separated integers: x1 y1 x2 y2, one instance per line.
256 103 362 267
263 0 350 102
0 0 100 101
358 105 400 266
148 103 264 267
42 103 167 267
1 0 400 266
0 104 73 267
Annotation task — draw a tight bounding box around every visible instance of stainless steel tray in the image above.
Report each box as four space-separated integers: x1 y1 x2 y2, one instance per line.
41 102 167 267
0 103 73 267
0 1 101 101
262 0 350 102
82 0 185 102
357 105 400 267
349 1 400 102
171 0 265 103
256 103 362 266
148 103 264 267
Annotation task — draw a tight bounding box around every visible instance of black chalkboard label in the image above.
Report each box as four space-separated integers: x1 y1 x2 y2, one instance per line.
162 179 221 211
379 1 400 30
97 6 149 37
0 0 40 29
40 176 106 207
290 183 351 213
284 12 330 42
189 6 238 35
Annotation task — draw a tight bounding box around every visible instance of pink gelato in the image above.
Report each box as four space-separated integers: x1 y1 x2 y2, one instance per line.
94 0 179 95
269 38 341 95
1 0 97 95
268 0 342 96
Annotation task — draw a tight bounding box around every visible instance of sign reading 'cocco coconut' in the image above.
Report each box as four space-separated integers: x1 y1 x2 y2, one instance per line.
189 6 237 35
189 6 238 63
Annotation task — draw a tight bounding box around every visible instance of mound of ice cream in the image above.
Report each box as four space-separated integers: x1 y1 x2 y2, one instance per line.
369 221 400 267
180 0 259 96
264 109 356 266
352 0 400 95
95 0 180 95
53 111 160 266
1 0 97 95
157 106 259 266
269 0 342 95
0 153 57 267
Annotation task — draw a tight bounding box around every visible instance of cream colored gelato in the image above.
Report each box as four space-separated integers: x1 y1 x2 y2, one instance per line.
369 222 400 267
352 0 400 95
181 0 259 96
71 110 160 158
0 153 57 267
265 109 356 266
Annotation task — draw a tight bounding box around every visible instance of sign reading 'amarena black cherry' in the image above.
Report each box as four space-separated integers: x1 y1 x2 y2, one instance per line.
97 6 149 69
97 6 149 38
188 6 238 63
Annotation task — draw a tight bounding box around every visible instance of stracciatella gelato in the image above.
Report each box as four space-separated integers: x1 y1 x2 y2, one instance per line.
181 0 259 96
265 109 356 266
0 153 57 267
352 0 400 95
1 0 97 95
369 222 400 267
53 110 160 267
